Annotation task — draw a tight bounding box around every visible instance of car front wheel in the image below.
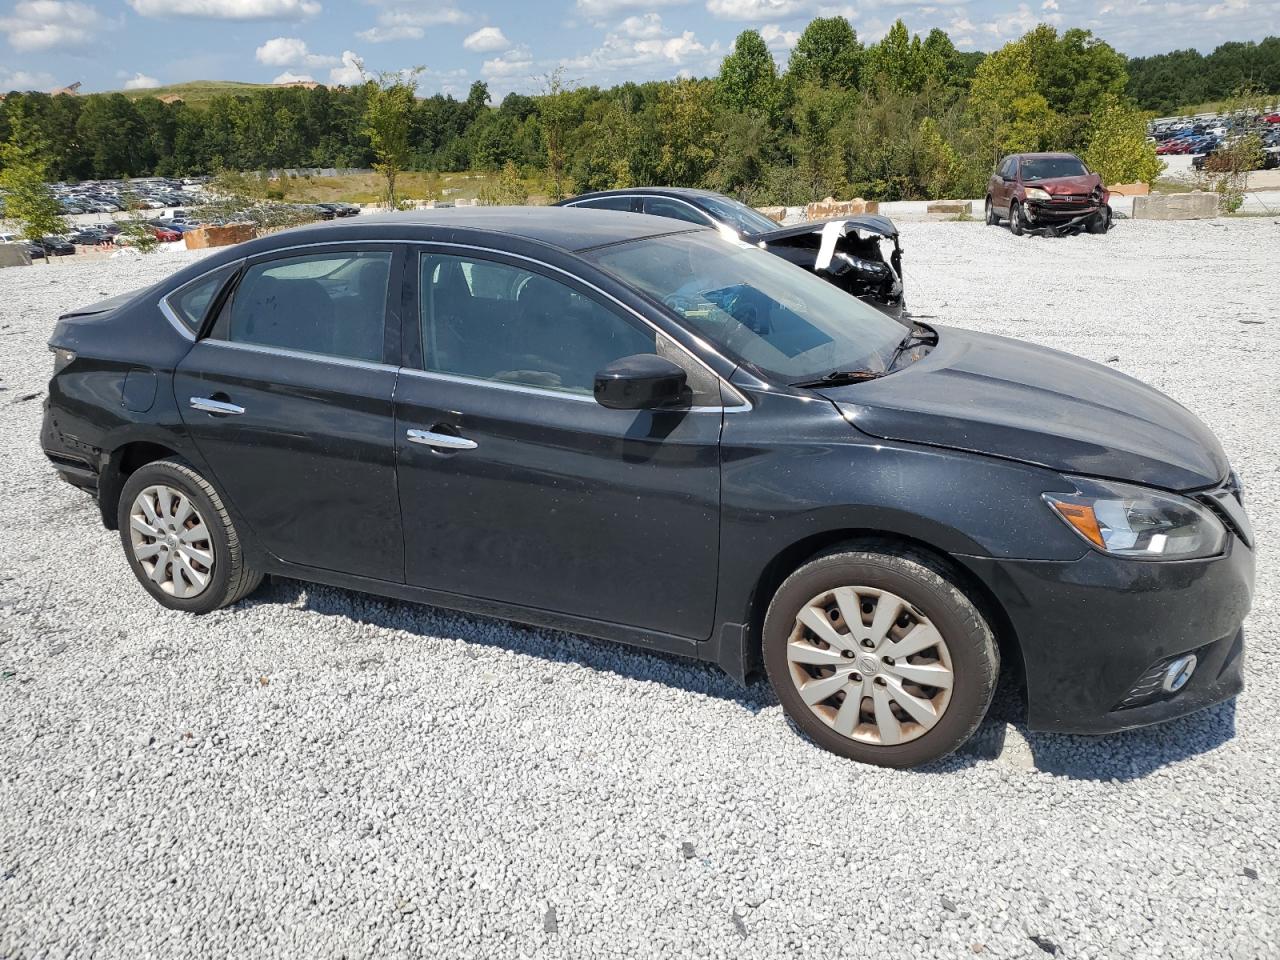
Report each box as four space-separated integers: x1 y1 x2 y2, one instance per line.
117 458 263 614
763 544 1000 768
1087 206 1111 234
1009 201 1025 236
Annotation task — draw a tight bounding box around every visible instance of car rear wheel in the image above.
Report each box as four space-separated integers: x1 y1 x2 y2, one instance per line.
1009 201 1025 236
117 458 263 614
984 197 1000 226
762 544 1000 768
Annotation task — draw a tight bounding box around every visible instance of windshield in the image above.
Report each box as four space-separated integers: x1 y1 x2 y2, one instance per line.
585 231 907 382
1021 157 1088 181
698 195 783 236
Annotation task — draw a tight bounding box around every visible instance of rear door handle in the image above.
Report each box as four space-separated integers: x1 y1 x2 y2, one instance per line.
190 396 245 415
407 429 477 451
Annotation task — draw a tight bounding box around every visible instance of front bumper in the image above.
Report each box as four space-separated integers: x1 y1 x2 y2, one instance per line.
1025 199 1104 224
960 539 1253 734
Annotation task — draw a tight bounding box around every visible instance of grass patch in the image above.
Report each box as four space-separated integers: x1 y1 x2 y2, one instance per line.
1152 179 1197 194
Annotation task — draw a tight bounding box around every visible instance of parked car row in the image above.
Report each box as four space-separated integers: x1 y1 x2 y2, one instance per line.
50 176 207 215
1191 127 1280 171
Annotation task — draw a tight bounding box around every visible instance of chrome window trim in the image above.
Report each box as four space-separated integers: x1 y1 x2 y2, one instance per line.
397 365 729 413
201 337 397 373
176 236 751 412
159 258 244 342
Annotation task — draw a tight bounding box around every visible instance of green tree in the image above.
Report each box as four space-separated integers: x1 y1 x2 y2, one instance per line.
0 142 65 248
1082 96 1164 185
863 20 928 93
967 41 1058 166
538 68 575 200
363 66 421 206
787 17 861 89
717 30 779 114
657 79 718 186
789 80 851 199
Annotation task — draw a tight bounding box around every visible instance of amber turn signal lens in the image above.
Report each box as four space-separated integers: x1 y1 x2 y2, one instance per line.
1046 499 1105 549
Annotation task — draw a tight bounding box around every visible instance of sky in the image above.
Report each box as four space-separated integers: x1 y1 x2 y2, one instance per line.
0 0 1277 98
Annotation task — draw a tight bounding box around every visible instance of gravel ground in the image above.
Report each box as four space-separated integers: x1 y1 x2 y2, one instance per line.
0 221 1277 959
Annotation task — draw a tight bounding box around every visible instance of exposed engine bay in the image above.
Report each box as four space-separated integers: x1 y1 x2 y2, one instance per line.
757 216 906 319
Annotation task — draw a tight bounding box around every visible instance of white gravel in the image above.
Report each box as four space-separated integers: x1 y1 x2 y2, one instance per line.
1 220 1277 959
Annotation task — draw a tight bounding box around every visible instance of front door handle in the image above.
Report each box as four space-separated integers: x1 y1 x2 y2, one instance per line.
190 396 245 415
407 429 478 451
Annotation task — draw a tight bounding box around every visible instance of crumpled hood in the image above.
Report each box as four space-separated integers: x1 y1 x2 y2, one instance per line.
750 214 899 243
820 326 1228 491
1028 174 1100 195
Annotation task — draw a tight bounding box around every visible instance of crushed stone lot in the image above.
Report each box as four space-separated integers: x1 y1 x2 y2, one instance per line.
1 220 1277 959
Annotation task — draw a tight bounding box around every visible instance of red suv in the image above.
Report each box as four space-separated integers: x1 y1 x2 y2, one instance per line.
985 153 1111 236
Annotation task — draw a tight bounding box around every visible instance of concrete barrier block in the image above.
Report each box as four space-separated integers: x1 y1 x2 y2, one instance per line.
184 224 258 249
926 200 972 215
806 197 876 219
1107 182 1150 197
1131 191 1218 220
755 206 786 223
0 244 32 268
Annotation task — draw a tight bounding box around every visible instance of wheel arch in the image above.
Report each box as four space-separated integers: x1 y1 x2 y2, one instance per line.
736 528 1026 693
98 440 184 529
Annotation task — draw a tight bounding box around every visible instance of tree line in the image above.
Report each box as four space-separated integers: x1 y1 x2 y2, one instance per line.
2 19 1277 204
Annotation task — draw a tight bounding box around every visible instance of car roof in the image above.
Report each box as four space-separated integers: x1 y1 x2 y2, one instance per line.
1011 152 1083 160
248 206 699 254
558 187 727 204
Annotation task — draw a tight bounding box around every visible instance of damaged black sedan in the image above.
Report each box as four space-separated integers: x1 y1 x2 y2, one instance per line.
556 187 905 318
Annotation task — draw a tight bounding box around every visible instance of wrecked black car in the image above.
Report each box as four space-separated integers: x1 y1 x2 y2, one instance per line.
556 188 906 319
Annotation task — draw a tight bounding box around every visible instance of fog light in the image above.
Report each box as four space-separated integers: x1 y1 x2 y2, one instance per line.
1162 654 1197 693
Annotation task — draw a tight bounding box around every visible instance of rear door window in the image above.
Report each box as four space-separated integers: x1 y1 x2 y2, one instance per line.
213 250 392 363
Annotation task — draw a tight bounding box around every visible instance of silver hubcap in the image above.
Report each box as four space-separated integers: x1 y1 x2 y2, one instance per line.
786 587 954 746
128 484 214 599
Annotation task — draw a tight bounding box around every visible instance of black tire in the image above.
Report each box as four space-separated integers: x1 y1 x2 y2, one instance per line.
984 196 1000 226
116 458 263 614
1008 201 1025 236
762 543 1000 768
1086 206 1111 234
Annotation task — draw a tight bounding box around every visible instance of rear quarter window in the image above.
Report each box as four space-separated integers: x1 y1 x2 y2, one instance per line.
164 263 239 334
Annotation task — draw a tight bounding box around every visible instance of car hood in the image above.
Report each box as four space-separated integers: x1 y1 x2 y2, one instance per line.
750 214 899 243
1026 174 1100 194
819 326 1228 491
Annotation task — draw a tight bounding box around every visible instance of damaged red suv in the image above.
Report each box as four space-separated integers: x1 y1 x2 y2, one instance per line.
985 153 1111 236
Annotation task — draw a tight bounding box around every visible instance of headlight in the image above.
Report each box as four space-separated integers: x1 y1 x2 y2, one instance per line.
50 346 76 374
1024 187 1052 201
1043 477 1227 561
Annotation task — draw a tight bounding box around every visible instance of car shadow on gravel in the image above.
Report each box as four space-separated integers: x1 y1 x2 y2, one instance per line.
249 577 780 713
250 577 1238 780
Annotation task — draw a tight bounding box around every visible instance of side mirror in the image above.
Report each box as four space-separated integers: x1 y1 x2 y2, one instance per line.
594 354 687 410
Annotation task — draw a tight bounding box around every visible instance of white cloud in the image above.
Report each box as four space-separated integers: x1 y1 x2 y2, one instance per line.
328 50 365 86
575 0 687 17
0 68 55 90
357 3 468 42
1042 0 1058 8
272 70 315 84
760 22 799 51
482 45 534 78
0 1 100 51
123 72 161 89
617 13 664 38
463 26 509 52
560 17 720 82
255 36 337 67
127 0 320 18
706 0 807 21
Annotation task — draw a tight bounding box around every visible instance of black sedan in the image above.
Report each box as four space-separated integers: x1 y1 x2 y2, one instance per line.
556 187 906 318
42 209 1253 767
